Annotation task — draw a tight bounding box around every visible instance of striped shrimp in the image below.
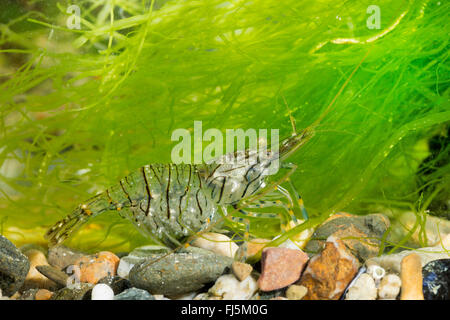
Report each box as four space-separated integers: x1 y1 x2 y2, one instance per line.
45 128 312 248
45 52 369 249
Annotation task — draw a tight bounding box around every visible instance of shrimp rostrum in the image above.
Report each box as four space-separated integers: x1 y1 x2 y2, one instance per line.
45 121 314 248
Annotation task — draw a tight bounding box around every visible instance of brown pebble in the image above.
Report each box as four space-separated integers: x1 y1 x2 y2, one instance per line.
36 265 69 287
35 289 53 300
258 247 309 291
232 261 253 281
400 253 424 300
73 251 120 284
299 236 359 300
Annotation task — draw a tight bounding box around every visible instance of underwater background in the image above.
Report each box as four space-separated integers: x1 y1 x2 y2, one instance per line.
0 0 448 253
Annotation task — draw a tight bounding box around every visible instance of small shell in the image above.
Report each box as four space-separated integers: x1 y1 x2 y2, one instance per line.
378 274 401 300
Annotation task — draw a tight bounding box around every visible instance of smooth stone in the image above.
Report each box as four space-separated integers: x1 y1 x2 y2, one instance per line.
98 276 131 295
129 246 233 297
378 274 401 300
299 236 359 300
114 288 155 300
422 259 450 300
51 283 93 300
286 285 308 300
117 245 170 279
0 235 30 296
22 249 57 290
231 261 253 281
258 247 309 291
344 273 377 300
208 274 258 300
191 232 239 258
36 265 69 287
47 246 84 270
304 212 390 263
400 253 424 300
91 283 114 300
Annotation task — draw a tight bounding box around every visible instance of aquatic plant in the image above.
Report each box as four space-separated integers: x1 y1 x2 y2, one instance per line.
0 0 448 252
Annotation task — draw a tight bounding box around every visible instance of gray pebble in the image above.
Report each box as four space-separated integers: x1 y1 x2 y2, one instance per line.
114 288 155 300
0 235 30 296
129 247 233 297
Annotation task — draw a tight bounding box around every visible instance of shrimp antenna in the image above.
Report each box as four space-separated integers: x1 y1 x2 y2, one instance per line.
281 94 297 136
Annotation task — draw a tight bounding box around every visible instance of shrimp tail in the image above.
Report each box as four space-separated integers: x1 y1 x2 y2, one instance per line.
45 193 111 247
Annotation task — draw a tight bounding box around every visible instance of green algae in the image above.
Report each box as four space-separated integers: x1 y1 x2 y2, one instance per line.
0 0 448 252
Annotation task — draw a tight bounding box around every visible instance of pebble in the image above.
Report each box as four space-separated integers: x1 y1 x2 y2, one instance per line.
73 251 120 284
91 283 114 300
191 232 239 258
235 238 271 261
35 289 54 300
258 247 309 291
344 273 377 300
422 259 450 300
208 274 258 300
400 253 424 300
304 212 390 263
299 236 359 300
47 245 85 270
286 285 308 300
114 288 155 300
0 235 30 296
22 249 57 290
366 233 450 273
117 245 170 279
378 274 401 300
231 261 253 281
129 246 233 297
36 265 69 287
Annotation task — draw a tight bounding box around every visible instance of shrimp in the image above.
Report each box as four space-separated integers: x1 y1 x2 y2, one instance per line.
45 129 312 248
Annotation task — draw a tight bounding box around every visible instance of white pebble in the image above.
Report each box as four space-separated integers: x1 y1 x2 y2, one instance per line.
91 283 114 300
345 273 377 300
209 274 258 300
117 258 135 279
378 274 401 300
191 232 239 258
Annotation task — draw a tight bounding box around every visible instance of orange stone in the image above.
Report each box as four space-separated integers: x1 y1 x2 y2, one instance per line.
35 289 53 300
73 251 120 284
299 236 359 300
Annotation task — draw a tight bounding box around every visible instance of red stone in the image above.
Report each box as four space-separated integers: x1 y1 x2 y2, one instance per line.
257 247 309 291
